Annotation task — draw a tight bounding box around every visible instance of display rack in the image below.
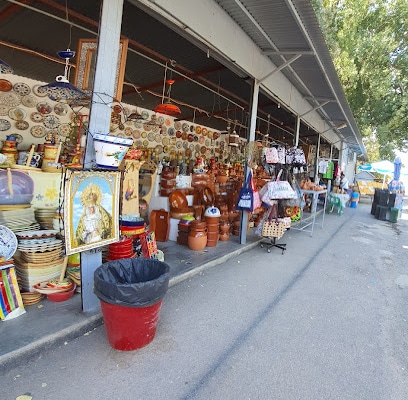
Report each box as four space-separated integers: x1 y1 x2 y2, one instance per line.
290 189 327 237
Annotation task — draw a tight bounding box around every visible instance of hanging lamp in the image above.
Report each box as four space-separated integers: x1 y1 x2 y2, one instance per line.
39 49 87 101
153 63 181 117
0 59 14 74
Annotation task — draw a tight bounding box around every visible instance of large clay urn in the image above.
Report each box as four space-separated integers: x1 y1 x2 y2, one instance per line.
188 220 207 251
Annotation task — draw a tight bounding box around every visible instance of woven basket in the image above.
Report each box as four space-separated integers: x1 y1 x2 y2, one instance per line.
261 220 286 238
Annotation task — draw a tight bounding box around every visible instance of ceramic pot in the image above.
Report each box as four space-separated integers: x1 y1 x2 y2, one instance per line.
219 232 230 241
188 229 207 251
93 134 133 169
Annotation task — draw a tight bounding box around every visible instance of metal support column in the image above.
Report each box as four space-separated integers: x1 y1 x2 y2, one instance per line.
81 0 124 313
239 79 259 244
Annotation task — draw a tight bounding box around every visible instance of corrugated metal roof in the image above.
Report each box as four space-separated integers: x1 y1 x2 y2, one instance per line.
0 0 365 155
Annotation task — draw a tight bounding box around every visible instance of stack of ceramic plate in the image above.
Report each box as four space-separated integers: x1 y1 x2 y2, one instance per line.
0 208 40 232
34 208 57 229
13 230 64 291
20 291 44 306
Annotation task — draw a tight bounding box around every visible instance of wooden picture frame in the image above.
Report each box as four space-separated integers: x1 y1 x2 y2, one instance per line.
73 38 128 101
64 170 121 255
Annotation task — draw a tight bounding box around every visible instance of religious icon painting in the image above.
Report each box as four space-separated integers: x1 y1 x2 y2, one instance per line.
64 169 121 254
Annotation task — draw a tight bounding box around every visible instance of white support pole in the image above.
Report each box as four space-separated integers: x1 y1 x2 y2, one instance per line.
81 0 124 313
240 79 259 245
295 115 300 147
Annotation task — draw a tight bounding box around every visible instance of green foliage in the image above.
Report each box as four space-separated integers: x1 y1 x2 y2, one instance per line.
312 0 408 161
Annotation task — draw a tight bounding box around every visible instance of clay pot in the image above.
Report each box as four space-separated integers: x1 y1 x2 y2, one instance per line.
161 178 176 188
188 228 207 251
162 170 176 180
220 221 230 233
216 174 228 184
219 232 230 241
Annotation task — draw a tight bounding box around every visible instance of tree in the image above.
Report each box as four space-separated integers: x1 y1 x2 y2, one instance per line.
312 0 408 161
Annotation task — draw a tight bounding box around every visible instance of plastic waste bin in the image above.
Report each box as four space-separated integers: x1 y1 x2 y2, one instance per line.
94 258 170 351
389 207 399 223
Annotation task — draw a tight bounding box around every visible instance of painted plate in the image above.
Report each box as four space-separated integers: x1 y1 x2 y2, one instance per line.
15 120 29 130
30 125 46 138
58 123 72 137
202 128 208 136
0 225 18 260
142 139 149 147
182 141 188 149
196 126 202 134
160 125 167 135
8 107 26 121
162 137 169 146
36 102 52 114
0 92 21 107
0 104 10 116
13 133 23 144
132 129 141 139
32 85 47 97
147 132 155 141
168 127 175 136
176 141 183 149
30 111 43 123
0 79 13 92
54 102 69 116
141 110 149 120
43 114 60 129
182 123 189 132
143 123 152 131
124 127 133 137
157 116 165 125
13 82 31 96
155 133 161 142
0 119 11 131
174 121 182 130
155 145 163 154
21 94 37 108
152 124 160 133
165 118 171 127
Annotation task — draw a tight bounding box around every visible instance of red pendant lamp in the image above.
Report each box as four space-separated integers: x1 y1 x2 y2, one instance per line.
154 77 181 117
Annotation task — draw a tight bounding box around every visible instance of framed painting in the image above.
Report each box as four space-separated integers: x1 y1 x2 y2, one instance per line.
64 170 121 255
73 38 128 101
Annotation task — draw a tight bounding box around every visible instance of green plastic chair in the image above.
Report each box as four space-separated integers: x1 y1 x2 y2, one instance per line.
328 194 343 215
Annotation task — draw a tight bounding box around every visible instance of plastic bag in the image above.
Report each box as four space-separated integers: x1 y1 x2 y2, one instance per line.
94 258 170 307
236 170 253 211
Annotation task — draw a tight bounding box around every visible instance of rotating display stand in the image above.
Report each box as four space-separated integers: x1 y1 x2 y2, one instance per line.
259 220 287 254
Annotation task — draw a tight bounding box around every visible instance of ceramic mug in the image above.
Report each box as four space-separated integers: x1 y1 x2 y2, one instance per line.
22 152 43 168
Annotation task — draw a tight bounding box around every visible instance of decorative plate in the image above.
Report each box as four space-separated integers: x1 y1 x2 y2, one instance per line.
0 104 10 116
195 144 201 152
176 141 183 149
21 94 37 108
155 145 163 154
30 111 43 123
202 128 208 136
174 121 182 130
157 116 165 125
141 110 149 120
135 140 142 147
132 129 141 139
162 137 169 146
0 79 13 92
168 127 175 136
199 136 205 144
0 225 18 260
32 84 47 97
133 121 142 129
0 119 11 131
54 103 69 116
13 82 31 96
124 127 133 137
152 124 160 133
160 125 167 135
142 139 149 147
16 230 57 240
208 131 213 139
43 114 60 129
187 134 194 142
205 139 210 147
194 135 199 142
147 132 155 141
196 126 202 134
189 144 195 151
155 133 161 142
165 118 171 126
30 125 46 138
15 120 29 130
36 102 52 114
201 146 207 154
182 123 189 132
8 107 26 121
141 131 147 138
183 141 188 149
0 92 21 107
58 123 72 137
143 123 152 132
190 125 195 132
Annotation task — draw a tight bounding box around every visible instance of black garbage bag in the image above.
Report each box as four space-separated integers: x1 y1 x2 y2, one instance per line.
94 258 170 307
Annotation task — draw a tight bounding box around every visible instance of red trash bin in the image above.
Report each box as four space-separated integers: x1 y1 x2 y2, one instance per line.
100 300 163 351
94 258 170 351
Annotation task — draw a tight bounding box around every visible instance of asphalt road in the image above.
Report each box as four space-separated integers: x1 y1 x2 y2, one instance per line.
3 200 408 400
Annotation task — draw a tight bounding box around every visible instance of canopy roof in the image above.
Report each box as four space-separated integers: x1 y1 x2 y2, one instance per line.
0 0 366 157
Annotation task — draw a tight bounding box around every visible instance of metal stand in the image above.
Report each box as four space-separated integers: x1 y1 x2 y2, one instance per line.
260 236 287 254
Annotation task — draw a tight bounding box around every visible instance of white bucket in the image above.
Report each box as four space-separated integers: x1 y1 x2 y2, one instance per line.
93 134 133 169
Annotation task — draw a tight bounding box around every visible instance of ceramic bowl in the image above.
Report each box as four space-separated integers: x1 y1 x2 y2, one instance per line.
169 190 188 209
47 285 76 302
204 206 221 217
